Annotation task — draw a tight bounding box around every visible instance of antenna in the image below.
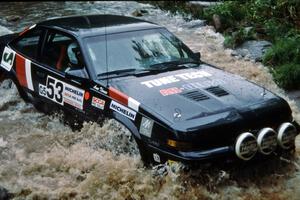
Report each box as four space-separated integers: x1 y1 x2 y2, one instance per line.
104 4 109 87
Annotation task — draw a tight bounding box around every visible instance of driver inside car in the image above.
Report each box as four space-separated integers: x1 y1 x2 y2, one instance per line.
65 42 83 72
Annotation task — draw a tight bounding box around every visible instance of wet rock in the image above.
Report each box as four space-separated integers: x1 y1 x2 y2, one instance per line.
0 186 12 200
0 18 8 26
0 137 8 148
189 1 222 7
5 15 21 22
286 90 300 109
234 40 272 62
244 26 254 35
131 9 148 17
212 14 222 32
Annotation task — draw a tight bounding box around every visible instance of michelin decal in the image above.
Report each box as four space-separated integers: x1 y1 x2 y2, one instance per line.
110 100 136 120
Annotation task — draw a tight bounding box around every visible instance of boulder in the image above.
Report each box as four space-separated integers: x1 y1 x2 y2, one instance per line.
0 186 12 200
131 9 148 17
234 40 272 62
5 15 21 22
212 14 222 32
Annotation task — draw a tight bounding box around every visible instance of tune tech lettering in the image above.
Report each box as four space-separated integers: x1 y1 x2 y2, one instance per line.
141 70 212 88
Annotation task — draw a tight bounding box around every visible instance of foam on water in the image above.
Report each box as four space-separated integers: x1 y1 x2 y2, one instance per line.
0 2 299 199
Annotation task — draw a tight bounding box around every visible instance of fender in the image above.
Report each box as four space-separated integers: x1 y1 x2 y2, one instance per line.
111 111 142 140
111 110 151 164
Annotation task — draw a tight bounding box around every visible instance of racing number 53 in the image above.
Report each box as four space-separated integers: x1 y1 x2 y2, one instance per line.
46 77 63 104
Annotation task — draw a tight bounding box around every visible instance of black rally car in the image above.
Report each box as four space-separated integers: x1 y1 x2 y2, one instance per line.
0 15 299 164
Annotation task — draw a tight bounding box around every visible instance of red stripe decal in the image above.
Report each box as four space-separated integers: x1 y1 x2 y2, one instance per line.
16 54 27 87
19 27 29 36
109 87 128 105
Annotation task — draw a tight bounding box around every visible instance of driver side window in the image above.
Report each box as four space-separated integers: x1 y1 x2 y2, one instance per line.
41 30 84 73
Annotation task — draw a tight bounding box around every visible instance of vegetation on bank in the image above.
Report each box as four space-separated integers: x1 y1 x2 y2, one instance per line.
144 1 300 90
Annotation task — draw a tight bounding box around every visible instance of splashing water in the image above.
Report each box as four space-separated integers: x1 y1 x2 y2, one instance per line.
0 2 299 199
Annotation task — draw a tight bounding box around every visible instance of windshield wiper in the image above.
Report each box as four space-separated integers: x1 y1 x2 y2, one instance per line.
97 68 158 79
149 59 200 70
97 60 200 79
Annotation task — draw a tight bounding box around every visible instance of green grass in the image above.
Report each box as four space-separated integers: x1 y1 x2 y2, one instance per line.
273 63 300 90
263 37 300 67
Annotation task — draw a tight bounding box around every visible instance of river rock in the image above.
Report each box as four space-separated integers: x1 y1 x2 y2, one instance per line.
212 14 222 32
0 186 12 200
286 90 300 109
234 40 272 62
6 15 21 22
131 9 148 17
189 1 222 7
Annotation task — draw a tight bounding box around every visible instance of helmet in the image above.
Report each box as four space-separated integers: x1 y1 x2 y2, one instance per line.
67 42 79 65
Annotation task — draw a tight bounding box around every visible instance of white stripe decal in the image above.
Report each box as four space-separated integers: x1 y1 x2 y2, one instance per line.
128 97 140 111
25 59 34 91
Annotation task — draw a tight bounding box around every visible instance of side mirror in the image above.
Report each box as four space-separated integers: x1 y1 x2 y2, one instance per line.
65 68 89 83
193 52 201 61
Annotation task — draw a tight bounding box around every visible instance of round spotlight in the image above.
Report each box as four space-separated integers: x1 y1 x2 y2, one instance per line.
235 132 258 161
257 128 277 155
277 122 297 149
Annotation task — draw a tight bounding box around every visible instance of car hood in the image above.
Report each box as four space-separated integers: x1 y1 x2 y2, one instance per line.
108 64 281 131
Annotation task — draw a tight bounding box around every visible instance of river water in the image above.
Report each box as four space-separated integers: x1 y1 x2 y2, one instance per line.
0 2 299 200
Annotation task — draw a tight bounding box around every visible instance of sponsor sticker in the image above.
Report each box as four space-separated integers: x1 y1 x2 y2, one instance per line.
64 84 84 109
91 97 105 110
38 75 84 109
140 117 154 137
153 153 161 163
93 85 108 94
1 47 15 71
39 84 47 97
141 70 212 88
160 87 182 96
110 100 136 120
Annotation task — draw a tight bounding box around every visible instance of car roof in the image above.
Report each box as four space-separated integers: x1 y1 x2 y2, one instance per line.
37 14 163 37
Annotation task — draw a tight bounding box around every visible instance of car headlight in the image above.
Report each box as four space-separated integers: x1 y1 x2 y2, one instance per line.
235 132 258 160
257 127 277 155
277 122 297 149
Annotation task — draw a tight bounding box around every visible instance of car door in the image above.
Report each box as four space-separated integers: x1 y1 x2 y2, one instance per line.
31 28 92 117
7 27 45 97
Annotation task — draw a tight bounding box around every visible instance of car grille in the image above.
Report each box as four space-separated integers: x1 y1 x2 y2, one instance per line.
205 86 229 97
181 90 210 102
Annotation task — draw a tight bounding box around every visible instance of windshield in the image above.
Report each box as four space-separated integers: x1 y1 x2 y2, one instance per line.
84 28 198 77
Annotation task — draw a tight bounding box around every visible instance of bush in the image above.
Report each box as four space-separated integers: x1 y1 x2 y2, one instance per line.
224 27 257 48
273 63 300 90
203 1 246 30
263 36 300 67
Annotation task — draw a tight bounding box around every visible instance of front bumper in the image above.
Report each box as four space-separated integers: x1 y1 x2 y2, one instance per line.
145 143 235 164
143 120 300 164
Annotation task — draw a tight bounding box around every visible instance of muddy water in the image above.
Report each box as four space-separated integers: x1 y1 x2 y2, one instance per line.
0 2 299 200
